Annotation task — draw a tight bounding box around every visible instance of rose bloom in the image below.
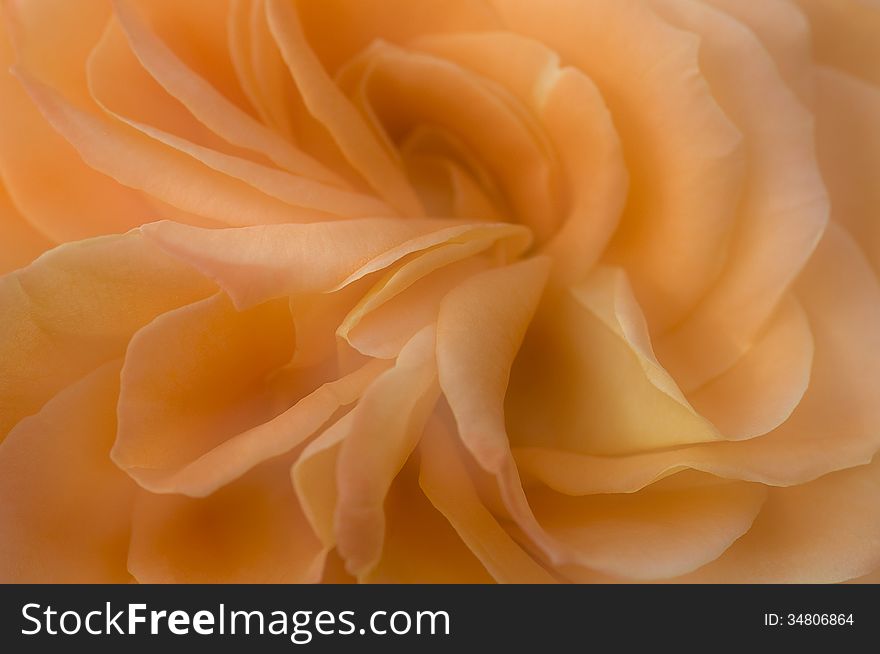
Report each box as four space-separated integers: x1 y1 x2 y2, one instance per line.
0 0 879 584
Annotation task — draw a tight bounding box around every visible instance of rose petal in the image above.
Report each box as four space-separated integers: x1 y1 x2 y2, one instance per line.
528 472 767 581
337 40 561 242
128 456 324 583
419 415 558 583
515 224 880 493
0 361 135 582
15 68 358 227
113 292 295 483
265 0 423 216
0 231 215 439
362 456 495 584
124 360 390 497
436 256 571 564
650 0 828 391
334 326 439 577
705 0 813 104
0 180 52 274
814 67 880 272
141 217 520 308
506 267 720 456
0 9 155 240
794 0 880 87
124 0 252 109
687 296 813 440
113 0 346 184
339 224 529 357
675 456 880 583
491 0 744 330
411 31 627 283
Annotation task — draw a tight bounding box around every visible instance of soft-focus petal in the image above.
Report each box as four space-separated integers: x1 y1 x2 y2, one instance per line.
676 457 880 583
128 456 324 583
0 231 215 438
528 472 766 580
0 361 135 582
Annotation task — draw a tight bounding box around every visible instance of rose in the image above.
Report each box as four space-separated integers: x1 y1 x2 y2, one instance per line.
1 0 879 583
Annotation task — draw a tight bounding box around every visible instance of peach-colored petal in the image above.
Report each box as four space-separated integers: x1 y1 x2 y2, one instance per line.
516 224 880 493
0 231 215 439
794 0 880 87
419 416 558 583
228 0 278 131
0 179 52 274
87 13 266 166
0 361 135 582
650 0 828 390
113 0 346 184
113 292 295 481
436 256 570 564
528 472 767 581
291 409 353 549
342 256 488 359
294 0 499 74
401 151 503 222
705 0 814 104
335 326 439 577
128 456 324 583
127 360 390 497
411 31 627 283
675 457 880 583
438 256 551 472
491 0 744 330
506 267 719 456
264 0 423 216
141 218 520 308
687 296 813 440
339 224 529 357
0 10 155 240
124 0 252 110
814 67 880 272
338 41 561 242
15 68 360 227
362 457 494 584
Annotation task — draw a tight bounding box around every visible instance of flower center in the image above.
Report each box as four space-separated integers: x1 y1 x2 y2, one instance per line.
336 40 568 243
